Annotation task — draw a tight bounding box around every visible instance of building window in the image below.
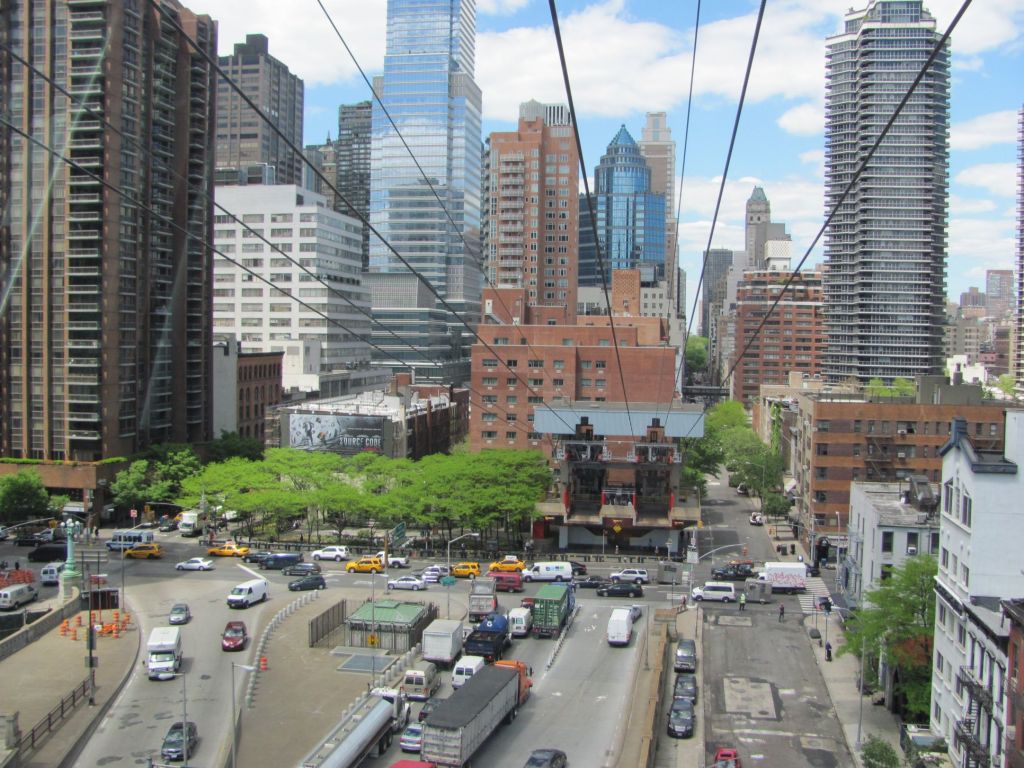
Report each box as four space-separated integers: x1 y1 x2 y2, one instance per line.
482 413 496 422
482 377 497 386
817 420 830 432
553 378 564 387
853 445 861 457
880 565 893 581
507 378 518 386
814 491 827 503
528 359 543 368
816 443 829 456
483 359 498 368
482 431 497 439
956 622 966 648
506 395 517 404
580 360 592 369
960 493 972 527
882 531 893 554
482 395 497 404
906 532 918 553
935 651 944 675
930 531 939 553
506 432 517 440
961 564 969 588
505 359 518 369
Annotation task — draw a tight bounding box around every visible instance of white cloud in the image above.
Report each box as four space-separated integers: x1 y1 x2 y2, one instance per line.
925 0 1024 56
192 0 387 87
777 103 823 137
476 1 839 120
477 0 530 14
951 110 1020 150
948 216 1017 288
949 194 997 215
955 163 1018 197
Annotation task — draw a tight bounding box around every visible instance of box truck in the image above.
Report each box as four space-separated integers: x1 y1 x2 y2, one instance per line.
422 619 464 668
146 627 182 680
757 562 807 594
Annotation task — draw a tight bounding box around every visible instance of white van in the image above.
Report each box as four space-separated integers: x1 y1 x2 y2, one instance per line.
508 607 533 638
606 607 633 646
691 581 737 603
0 583 39 610
403 663 440 701
523 561 573 583
40 562 65 586
452 655 485 689
227 578 269 608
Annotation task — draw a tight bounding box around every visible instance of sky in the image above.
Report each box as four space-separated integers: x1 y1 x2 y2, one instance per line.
193 0 1024 319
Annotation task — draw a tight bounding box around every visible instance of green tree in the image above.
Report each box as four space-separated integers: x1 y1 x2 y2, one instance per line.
892 377 916 398
761 493 791 519
997 374 1016 398
110 460 173 512
839 556 937 720
866 378 889 398
860 735 901 768
0 470 51 524
684 336 708 376
206 432 265 463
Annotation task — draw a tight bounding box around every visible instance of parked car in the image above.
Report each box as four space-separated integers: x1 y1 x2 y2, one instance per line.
175 558 214 572
311 546 350 562
629 604 643 622
281 562 321 577
125 543 164 560
451 561 480 578
736 483 749 495
749 513 764 526
569 560 588 576
673 673 697 703
524 748 569 768
399 722 424 753
242 551 272 565
168 604 191 625
158 520 178 532
666 698 694 738
160 721 198 761
674 639 697 672
207 542 249 558
388 575 426 591
609 568 649 584
597 582 644 598
420 565 450 583
288 574 326 591
576 575 610 589
221 621 248 651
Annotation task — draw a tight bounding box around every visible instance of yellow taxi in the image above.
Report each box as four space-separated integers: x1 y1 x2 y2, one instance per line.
125 543 164 560
488 555 526 573
346 557 384 574
207 542 250 558
452 562 481 578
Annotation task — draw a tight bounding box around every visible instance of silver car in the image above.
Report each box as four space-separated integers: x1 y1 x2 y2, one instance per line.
168 603 191 625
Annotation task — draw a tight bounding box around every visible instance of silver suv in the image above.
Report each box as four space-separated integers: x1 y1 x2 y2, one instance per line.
610 568 650 584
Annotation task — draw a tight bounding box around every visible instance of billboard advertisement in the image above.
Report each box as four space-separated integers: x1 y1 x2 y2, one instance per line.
286 413 386 455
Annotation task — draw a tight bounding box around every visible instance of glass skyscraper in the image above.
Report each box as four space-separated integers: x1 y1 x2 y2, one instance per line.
580 126 666 287
823 0 949 383
368 0 483 329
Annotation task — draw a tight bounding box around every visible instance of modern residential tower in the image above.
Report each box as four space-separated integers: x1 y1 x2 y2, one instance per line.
216 34 304 186
823 0 949 383
337 101 373 268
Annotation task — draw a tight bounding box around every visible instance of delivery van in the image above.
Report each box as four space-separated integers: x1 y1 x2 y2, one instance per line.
452 655 485 689
508 607 533 638
40 562 65 586
691 581 737 603
227 578 269 608
403 663 440 701
0 583 38 610
523 561 573 582
606 607 633 646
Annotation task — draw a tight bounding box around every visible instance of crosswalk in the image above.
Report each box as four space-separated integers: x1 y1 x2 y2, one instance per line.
797 576 832 614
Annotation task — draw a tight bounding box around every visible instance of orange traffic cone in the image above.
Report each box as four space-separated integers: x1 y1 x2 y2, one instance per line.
75 614 83 627
259 656 268 672
59 620 68 637
71 628 78 641
112 623 119 639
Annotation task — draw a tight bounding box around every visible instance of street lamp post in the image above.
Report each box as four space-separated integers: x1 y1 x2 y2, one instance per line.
446 533 480 619
230 663 256 768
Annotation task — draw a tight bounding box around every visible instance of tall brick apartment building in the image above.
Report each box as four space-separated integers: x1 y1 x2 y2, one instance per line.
790 377 1006 552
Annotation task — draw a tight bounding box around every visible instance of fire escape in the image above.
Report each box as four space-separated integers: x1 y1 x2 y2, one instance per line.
955 665 994 768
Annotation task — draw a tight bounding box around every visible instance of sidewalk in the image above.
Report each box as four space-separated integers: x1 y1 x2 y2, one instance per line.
0 603 139 768
775 528 904 766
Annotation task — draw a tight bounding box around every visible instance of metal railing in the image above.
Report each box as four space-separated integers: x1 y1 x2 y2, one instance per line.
17 676 91 754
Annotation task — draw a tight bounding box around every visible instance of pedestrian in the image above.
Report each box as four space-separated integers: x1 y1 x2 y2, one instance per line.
14 561 20 571
825 641 833 662
739 593 747 612
680 593 688 612
778 603 785 622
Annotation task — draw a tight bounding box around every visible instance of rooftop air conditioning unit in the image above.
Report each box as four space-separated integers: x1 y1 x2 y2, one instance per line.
906 545 917 555
897 429 907 435
897 451 906 459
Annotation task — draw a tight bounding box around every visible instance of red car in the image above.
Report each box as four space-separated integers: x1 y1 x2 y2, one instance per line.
712 748 741 768
221 621 248 651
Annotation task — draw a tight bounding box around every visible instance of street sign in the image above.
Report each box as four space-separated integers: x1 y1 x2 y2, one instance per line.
367 634 378 647
130 508 137 519
612 524 622 534
440 576 457 587
391 522 407 548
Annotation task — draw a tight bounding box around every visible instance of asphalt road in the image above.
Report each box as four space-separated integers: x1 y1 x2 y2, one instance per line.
363 594 650 768
689 476 854 767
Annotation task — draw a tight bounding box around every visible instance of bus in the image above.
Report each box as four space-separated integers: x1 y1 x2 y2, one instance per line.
106 529 156 552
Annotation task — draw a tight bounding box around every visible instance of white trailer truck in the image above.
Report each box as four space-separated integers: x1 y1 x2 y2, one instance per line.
300 688 409 768
422 619 464 668
757 561 807 594
146 627 182 680
420 660 531 768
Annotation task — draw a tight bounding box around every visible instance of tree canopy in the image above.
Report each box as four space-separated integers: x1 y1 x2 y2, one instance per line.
839 555 937 720
0 470 52 524
684 336 709 378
